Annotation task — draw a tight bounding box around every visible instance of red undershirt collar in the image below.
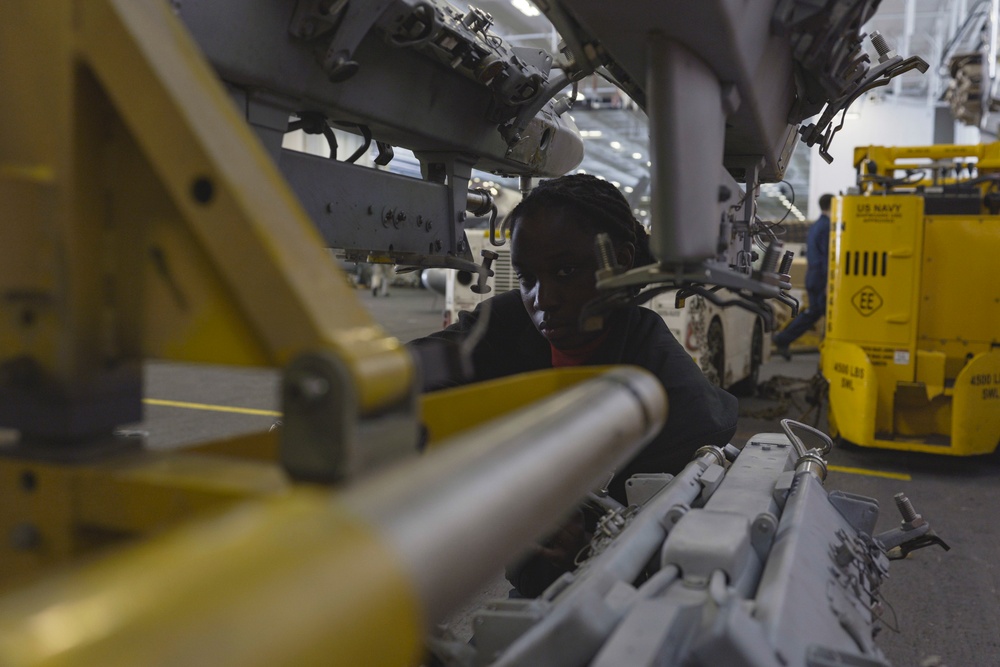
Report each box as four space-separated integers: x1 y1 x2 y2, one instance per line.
550 329 611 367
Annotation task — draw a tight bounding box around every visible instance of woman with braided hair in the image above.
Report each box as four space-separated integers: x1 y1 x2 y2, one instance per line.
411 173 737 596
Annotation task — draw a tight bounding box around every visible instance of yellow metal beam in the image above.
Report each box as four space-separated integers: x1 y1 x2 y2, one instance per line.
420 366 616 446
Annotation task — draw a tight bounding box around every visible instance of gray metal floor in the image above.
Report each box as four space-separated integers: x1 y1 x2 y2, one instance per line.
135 285 1000 667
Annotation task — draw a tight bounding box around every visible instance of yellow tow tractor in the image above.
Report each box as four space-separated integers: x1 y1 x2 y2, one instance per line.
823 143 1000 455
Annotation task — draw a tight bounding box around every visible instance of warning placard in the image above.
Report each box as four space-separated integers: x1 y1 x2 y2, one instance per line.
851 285 883 317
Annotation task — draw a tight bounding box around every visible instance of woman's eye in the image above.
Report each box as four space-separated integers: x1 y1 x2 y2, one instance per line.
516 273 535 287
555 267 577 278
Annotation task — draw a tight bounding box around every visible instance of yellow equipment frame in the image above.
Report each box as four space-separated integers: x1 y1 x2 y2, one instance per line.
0 2 671 665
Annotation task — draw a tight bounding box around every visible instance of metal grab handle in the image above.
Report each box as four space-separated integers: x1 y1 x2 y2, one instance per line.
470 249 499 295
780 418 834 458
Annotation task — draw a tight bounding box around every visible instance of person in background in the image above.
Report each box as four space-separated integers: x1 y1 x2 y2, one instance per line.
370 263 392 297
410 174 738 597
773 193 832 359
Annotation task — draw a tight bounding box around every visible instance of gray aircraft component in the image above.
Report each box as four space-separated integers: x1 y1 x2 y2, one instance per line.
432 429 946 667
175 0 584 269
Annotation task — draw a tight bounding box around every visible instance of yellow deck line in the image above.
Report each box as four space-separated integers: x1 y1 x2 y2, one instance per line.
144 398 281 417
141 401 916 481
828 465 911 481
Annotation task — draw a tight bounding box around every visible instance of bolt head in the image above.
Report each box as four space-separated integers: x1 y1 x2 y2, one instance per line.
291 374 330 404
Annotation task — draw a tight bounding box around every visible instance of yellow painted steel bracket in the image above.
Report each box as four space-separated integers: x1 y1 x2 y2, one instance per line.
0 0 417 479
0 432 291 594
74 0 414 392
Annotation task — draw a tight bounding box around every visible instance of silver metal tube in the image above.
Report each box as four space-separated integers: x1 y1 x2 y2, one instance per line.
342 367 667 624
646 34 724 263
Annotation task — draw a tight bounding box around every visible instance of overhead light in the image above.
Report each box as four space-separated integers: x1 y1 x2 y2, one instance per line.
576 168 587 174
646 161 651 167
632 152 642 160
610 141 622 150
511 0 540 17
575 91 586 101
580 130 603 138
624 186 634 193
611 181 621 188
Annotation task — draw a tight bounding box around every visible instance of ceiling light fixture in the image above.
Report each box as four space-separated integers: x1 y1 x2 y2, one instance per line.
610 141 622 150
511 0 540 17
632 152 642 160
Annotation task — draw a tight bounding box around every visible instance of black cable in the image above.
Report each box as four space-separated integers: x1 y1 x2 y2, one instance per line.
939 0 990 70
759 180 796 235
345 124 372 164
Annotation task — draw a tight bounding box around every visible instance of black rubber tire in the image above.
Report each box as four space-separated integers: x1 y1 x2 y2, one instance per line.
731 320 763 397
705 318 725 388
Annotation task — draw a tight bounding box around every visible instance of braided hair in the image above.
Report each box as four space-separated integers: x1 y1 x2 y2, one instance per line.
506 174 655 268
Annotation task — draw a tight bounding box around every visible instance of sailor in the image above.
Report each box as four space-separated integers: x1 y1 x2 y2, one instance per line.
412 174 738 596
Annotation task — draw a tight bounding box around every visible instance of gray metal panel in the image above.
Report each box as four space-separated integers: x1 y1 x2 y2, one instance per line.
177 0 583 176
279 149 455 257
753 472 890 666
514 434 896 667
556 0 795 180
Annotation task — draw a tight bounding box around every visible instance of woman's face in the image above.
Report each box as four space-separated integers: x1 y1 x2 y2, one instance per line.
510 207 631 350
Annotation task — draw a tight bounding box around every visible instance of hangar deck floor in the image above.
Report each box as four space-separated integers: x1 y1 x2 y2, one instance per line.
133 285 999 667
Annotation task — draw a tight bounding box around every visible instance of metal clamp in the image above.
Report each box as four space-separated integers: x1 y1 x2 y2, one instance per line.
470 250 499 294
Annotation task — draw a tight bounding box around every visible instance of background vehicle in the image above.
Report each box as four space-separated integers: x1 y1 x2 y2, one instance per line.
823 143 1000 455
646 291 768 395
